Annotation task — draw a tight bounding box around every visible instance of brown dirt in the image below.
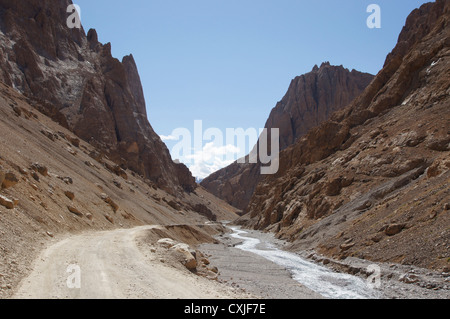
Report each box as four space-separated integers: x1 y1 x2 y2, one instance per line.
0 82 239 298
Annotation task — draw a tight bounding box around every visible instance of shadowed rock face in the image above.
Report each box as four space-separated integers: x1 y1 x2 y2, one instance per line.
0 0 196 193
201 64 374 209
265 63 374 151
241 0 450 270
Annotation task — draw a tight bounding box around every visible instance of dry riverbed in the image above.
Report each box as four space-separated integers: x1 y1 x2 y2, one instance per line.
201 226 450 299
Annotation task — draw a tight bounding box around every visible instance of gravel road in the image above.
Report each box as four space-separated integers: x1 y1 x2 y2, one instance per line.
13 226 246 299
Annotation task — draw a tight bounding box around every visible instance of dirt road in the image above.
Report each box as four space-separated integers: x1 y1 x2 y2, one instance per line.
13 226 245 299
13 224 447 299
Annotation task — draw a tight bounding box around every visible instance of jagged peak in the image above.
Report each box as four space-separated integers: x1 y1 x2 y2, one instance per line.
0 0 196 193
122 53 136 66
87 28 98 43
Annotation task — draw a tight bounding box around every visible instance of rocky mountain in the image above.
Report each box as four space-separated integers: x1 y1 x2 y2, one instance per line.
0 0 243 298
201 63 374 210
240 0 450 270
266 62 374 151
0 80 239 297
0 0 196 193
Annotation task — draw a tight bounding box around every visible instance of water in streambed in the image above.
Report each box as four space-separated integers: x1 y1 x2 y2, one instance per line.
230 227 379 299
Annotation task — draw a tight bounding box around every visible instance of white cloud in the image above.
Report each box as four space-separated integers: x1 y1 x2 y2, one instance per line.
160 134 178 141
184 142 240 179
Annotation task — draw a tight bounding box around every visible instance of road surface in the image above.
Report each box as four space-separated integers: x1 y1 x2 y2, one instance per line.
13 226 242 299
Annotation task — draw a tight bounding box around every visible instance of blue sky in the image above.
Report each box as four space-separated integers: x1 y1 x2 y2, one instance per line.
75 0 431 178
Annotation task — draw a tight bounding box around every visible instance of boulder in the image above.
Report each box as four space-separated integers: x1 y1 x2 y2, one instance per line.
68 136 80 147
340 239 355 251
157 238 177 249
427 160 443 178
111 165 128 180
40 129 58 141
2 171 18 189
17 167 28 175
325 178 342 196
31 171 40 182
399 274 419 284
64 191 75 201
89 150 104 163
208 266 219 274
66 147 77 156
167 200 181 210
100 193 119 212
371 233 384 243
104 214 114 224
30 163 48 176
192 203 217 221
200 257 210 266
171 243 197 271
385 224 406 236
426 136 450 151
62 177 73 185
0 195 16 209
392 131 425 147
67 206 83 217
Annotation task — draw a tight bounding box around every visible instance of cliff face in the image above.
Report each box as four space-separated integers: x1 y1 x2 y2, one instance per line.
201 64 373 210
0 0 196 193
242 0 450 270
265 63 374 151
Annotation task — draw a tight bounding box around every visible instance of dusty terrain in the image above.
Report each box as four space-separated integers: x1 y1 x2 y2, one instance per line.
0 82 239 298
13 225 250 299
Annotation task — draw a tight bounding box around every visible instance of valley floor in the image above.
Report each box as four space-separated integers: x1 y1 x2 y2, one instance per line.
10 223 449 299
202 227 450 299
